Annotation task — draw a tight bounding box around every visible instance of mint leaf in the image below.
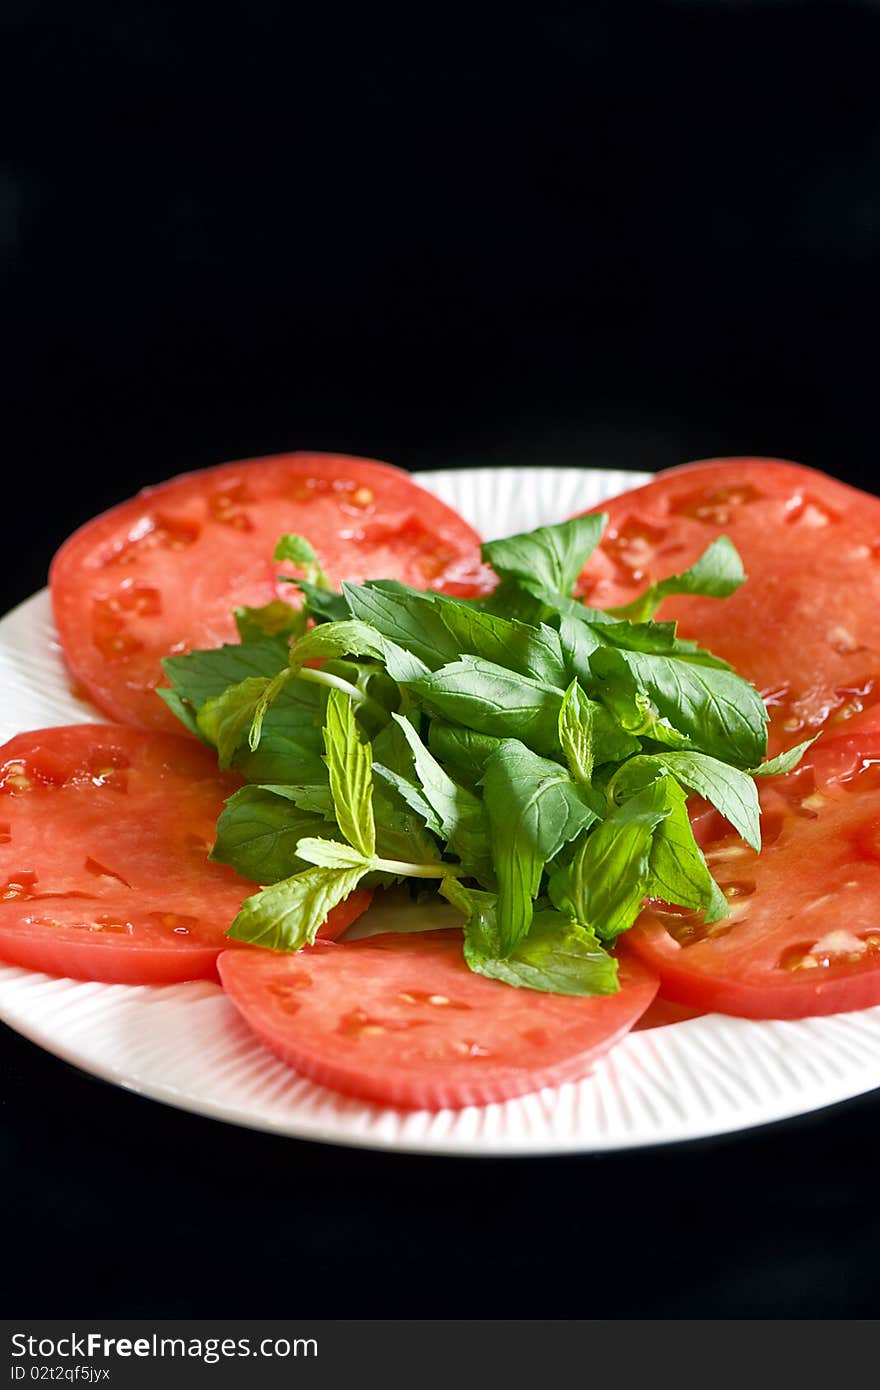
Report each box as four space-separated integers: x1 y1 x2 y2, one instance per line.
290 617 428 684
751 737 819 777
482 513 607 597
482 740 599 953
409 657 564 758
609 536 745 622
548 778 673 942
227 865 366 949
160 638 289 722
322 687 375 858
294 838 369 870
197 675 278 767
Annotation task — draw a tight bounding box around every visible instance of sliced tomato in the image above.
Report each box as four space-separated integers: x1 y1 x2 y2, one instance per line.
217 931 658 1110
0 726 370 984
51 453 491 732
623 734 880 1019
575 458 880 754
631 997 706 1030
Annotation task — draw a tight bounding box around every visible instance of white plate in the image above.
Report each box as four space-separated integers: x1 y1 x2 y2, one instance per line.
1 464 879 1156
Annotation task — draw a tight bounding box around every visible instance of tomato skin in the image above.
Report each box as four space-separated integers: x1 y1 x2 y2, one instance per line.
50 453 491 732
623 734 880 1019
574 458 880 755
217 932 658 1111
0 725 371 984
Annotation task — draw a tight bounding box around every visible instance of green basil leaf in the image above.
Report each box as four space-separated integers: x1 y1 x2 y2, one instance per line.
590 645 768 767
643 777 728 924
384 714 493 885
597 682 695 751
469 911 620 997
750 737 819 777
290 579 351 624
482 513 607 598
234 600 304 644
442 880 619 997
432 598 568 685
210 786 338 883
479 578 553 626
274 533 330 587
609 536 746 622
368 721 444 865
233 680 326 786
426 723 502 792
612 750 761 851
373 762 444 838
482 739 599 953
522 584 617 629
371 782 444 867
558 680 596 786
408 657 564 757
548 777 674 941
259 783 335 819
341 581 459 669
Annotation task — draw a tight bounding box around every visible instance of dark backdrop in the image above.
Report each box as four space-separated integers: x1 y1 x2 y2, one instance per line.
3 0 879 1318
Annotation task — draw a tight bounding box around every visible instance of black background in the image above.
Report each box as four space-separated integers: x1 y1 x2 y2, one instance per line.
3 0 880 1318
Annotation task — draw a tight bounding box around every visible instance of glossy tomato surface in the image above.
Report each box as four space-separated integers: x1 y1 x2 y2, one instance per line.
218 930 658 1110
0 725 370 984
624 734 880 1018
575 458 880 754
51 453 491 731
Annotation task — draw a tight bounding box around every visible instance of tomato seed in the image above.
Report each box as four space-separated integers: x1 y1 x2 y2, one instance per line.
783 495 839 528
669 482 763 526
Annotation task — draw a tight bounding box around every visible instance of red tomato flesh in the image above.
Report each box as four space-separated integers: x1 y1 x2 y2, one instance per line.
50 453 491 732
218 931 658 1110
623 734 880 1019
0 726 370 984
574 458 880 755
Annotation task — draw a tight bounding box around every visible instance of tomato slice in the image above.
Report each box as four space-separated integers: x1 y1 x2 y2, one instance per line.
623 734 880 1019
217 931 658 1110
0 726 370 984
50 453 491 731
574 458 880 754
